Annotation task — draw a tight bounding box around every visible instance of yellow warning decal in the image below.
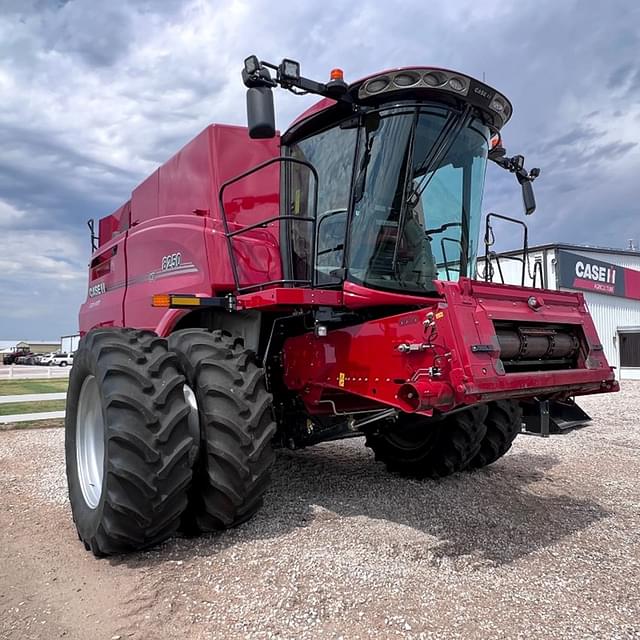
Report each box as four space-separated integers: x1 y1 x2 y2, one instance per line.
435 311 445 319
338 372 346 387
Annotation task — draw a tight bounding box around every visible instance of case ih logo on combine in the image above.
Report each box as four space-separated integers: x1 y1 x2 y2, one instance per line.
88 282 106 297
557 249 640 299
473 86 491 100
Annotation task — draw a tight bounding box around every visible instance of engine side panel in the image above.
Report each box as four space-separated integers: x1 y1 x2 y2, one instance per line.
123 215 210 331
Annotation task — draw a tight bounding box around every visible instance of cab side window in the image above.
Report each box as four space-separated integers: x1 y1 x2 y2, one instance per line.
287 125 357 284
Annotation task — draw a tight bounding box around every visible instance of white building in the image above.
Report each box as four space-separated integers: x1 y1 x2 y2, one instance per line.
0 339 61 355
477 243 640 380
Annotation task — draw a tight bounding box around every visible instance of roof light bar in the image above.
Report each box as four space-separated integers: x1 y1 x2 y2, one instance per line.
356 67 513 129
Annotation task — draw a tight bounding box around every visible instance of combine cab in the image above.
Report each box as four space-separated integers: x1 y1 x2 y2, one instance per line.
66 56 618 556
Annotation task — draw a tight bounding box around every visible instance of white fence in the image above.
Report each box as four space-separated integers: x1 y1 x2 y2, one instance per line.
0 391 66 423
0 378 67 424
0 365 71 379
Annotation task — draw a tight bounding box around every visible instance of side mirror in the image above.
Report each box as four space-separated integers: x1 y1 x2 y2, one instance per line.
246 87 275 139
522 180 536 215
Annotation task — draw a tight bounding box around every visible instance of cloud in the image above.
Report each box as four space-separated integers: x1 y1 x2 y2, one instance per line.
43 3 135 67
0 0 639 338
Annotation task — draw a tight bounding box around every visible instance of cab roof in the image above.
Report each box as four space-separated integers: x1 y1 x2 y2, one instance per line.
285 65 512 140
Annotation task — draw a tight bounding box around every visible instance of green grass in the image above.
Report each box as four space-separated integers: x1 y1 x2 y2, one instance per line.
0 399 66 416
0 418 64 431
0 379 69 396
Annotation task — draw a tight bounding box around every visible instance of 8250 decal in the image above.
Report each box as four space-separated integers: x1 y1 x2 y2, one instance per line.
161 252 182 271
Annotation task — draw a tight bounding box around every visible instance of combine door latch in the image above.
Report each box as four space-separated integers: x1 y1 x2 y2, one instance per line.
397 342 429 353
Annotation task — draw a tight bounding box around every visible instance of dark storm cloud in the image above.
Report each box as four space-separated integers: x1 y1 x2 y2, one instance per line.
0 0 639 338
43 6 135 67
537 127 598 152
0 122 137 182
38 0 192 67
0 120 139 236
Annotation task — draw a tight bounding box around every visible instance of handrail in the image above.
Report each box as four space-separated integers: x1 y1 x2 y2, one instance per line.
483 212 529 287
440 236 463 281
532 259 545 288
481 212 547 289
218 156 319 292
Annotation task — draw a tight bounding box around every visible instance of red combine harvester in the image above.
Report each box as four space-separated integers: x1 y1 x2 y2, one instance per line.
66 55 618 556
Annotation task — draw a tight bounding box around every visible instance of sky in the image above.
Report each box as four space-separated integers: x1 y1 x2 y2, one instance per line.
1 0 639 340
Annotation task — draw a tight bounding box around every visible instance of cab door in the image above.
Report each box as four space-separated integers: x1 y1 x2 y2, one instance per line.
284 122 358 287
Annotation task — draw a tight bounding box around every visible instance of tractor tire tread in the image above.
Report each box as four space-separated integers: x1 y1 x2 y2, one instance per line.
168 329 275 533
66 328 193 557
366 406 488 479
469 400 522 468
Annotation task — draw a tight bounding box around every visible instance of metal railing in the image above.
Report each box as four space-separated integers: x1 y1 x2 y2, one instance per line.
218 156 319 293
481 212 546 289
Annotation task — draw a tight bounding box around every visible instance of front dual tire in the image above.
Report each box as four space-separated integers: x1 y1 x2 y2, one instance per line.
66 328 276 557
65 329 194 556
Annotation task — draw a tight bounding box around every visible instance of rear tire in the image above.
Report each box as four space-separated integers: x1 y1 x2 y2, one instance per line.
168 329 276 532
366 405 488 478
65 328 194 556
469 400 522 468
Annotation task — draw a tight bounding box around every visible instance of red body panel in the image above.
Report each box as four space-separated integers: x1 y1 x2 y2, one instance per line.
81 232 127 330
80 124 280 334
282 278 617 416
237 288 343 311
123 215 209 328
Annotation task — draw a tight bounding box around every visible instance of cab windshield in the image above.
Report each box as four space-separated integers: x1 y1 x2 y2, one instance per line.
348 104 490 294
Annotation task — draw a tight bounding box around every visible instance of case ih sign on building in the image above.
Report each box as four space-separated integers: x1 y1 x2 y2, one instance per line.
557 250 640 300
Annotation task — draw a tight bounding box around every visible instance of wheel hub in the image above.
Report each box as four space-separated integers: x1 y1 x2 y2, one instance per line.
76 375 105 509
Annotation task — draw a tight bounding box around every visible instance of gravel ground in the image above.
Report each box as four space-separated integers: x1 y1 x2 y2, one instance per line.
1 384 639 639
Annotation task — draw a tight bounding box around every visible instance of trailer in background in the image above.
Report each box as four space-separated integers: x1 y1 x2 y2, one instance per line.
60 334 80 354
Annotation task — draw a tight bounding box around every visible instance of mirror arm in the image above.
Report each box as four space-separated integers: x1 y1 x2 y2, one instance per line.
243 55 351 102
490 152 540 184
489 151 540 216
242 66 277 89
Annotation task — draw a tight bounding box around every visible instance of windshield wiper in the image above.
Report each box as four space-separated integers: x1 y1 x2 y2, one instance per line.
353 111 382 204
392 106 473 278
353 135 374 204
404 105 473 208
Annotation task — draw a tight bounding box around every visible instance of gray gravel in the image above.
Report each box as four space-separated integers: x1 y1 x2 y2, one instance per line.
1 384 640 639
